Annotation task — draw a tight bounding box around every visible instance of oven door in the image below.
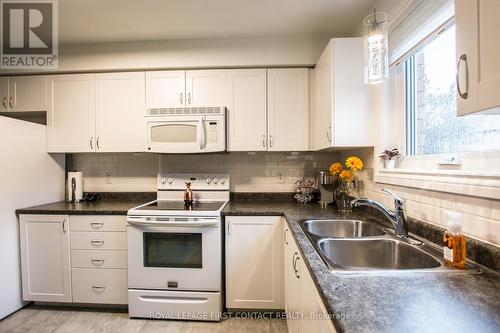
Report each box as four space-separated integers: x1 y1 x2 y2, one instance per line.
146 115 206 153
127 216 221 291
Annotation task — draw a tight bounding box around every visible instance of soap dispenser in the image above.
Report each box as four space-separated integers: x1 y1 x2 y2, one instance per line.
443 211 466 269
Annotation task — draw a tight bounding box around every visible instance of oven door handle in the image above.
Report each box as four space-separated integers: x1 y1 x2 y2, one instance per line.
127 217 219 227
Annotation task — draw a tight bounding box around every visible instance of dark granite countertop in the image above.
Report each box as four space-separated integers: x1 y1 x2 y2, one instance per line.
15 198 500 332
223 201 500 333
16 200 148 215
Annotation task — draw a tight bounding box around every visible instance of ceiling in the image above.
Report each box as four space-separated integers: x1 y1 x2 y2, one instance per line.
58 0 374 45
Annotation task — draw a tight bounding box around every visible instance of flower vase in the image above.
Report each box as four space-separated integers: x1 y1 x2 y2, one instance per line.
334 182 352 213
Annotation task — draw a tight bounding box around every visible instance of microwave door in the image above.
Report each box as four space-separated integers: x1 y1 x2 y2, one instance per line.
147 118 205 153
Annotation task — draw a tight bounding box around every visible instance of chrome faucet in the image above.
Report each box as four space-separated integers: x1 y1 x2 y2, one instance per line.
352 189 409 238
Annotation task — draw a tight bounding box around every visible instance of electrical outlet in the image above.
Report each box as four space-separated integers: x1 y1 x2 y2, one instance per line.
276 172 285 183
104 173 113 184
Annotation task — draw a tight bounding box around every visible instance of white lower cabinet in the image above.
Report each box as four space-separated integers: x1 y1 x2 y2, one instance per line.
72 268 128 304
225 216 284 309
19 214 128 305
70 215 128 305
283 223 337 333
19 215 72 302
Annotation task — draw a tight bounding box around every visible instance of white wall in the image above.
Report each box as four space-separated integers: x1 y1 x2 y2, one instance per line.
0 117 65 319
72 152 337 193
0 36 330 75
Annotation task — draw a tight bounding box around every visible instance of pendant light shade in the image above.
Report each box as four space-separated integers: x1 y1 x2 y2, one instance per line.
364 10 389 84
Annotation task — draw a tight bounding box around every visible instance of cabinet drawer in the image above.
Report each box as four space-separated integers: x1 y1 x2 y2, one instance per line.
71 232 126 250
72 268 127 304
71 250 127 269
70 215 126 232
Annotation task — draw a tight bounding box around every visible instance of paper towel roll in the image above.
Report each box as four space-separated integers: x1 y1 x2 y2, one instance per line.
67 171 83 202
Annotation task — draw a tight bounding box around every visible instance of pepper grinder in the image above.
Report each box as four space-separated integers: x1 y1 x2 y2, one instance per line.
184 181 193 205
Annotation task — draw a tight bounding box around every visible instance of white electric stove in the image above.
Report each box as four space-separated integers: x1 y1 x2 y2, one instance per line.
126 174 229 321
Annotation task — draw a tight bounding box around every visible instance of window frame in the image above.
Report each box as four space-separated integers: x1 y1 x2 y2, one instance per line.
374 18 500 199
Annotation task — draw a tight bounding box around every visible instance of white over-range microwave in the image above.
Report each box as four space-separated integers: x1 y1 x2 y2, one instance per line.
145 106 226 153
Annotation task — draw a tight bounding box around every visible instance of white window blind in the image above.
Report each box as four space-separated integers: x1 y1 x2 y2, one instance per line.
388 0 454 64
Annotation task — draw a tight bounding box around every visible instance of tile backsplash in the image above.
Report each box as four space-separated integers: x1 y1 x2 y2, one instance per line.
72 149 500 246
341 149 500 247
72 152 337 193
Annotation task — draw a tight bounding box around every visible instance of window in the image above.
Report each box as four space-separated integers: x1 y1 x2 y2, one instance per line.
405 24 500 155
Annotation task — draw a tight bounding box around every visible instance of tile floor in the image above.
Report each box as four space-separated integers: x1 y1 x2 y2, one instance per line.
0 305 288 333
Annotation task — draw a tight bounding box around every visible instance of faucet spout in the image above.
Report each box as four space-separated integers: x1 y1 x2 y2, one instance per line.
352 189 409 238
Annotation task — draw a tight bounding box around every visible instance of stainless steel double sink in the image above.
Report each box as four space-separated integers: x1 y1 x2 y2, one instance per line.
301 219 480 274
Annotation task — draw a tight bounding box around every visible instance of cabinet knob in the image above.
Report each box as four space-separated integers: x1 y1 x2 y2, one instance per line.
2 97 6 109
9 96 13 108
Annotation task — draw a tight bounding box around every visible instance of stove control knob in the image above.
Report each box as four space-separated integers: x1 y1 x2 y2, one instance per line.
205 177 212 184
160 177 167 185
220 178 226 185
213 178 219 184
167 177 174 184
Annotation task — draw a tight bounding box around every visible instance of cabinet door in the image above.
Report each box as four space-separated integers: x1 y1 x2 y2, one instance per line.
186 69 226 107
96 72 146 152
476 0 500 113
284 224 301 333
455 0 479 116
312 42 333 150
226 216 283 309
47 74 96 152
267 69 309 151
1 77 9 111
299 267 337 333
8 76 47 112
145 71 185 108
19 215 71 302
226 69 267 151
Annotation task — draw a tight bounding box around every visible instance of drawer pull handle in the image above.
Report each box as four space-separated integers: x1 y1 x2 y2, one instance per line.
90 222 104 229
92 285 106 291
91 258 105 265
91 240 104 246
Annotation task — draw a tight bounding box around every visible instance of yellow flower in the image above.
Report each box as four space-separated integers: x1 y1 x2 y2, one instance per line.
345 156 363 171
329 162 343 175
339 170 354 182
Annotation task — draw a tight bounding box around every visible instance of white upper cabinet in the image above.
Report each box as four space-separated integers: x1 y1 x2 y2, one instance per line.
146 71 185 108
0 76 47 112
145 69 226 108
19 215 71 303
225 216 283 309
311 38 371 150
455 0 500 115
8 76 47 112
96 72 146 152
226 69 267 151
186 69 227 107
267 68 309 151
47 74 96 153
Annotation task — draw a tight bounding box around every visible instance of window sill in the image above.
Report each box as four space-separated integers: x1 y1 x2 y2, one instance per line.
375 168 500 199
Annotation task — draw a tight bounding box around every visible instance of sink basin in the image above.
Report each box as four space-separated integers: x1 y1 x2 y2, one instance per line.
303 219 385 238
318 238 441 270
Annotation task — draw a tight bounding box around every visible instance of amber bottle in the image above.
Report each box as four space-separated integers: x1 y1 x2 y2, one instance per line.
443 212 466 269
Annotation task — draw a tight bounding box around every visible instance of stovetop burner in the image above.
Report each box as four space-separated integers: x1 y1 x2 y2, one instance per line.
134 200 227 212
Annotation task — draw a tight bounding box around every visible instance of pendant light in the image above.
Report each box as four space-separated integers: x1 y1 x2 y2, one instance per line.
364 9 389 84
